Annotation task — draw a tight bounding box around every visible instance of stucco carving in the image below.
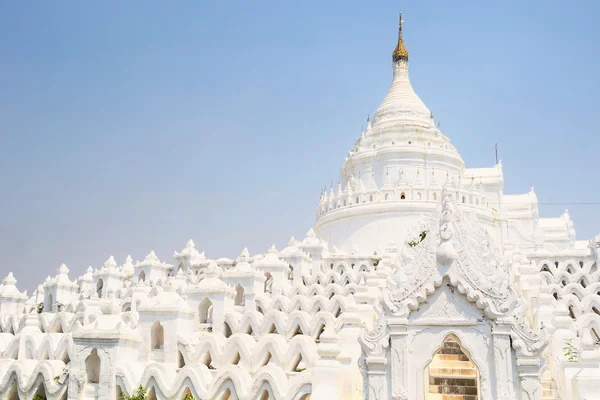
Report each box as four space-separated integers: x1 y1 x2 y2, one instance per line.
358 308 389 358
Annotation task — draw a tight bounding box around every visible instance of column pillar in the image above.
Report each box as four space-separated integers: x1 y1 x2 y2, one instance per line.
364 356 388 400
517 356 544 400
388 318 408 399
493 322 516 399
312 326 342 398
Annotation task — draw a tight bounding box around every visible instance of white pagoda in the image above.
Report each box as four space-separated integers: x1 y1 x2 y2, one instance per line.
0 13 598 400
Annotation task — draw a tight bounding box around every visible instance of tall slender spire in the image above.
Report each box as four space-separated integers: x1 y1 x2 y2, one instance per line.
392 12 409 62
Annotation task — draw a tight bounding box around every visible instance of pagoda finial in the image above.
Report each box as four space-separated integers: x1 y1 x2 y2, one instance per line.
392 12 409 62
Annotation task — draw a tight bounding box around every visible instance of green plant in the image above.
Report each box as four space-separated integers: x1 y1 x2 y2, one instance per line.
408 231 427 247
120 385 148 400
33 395 46 400
36 303 44 314
562 337 578 362
183 394 196 400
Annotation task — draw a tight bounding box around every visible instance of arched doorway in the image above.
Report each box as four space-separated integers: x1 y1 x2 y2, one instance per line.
151 321 165 362
96 279 104 298
425 334 479 399
85 348 101 384
198 298 213 324
151 321 164 349
234 284 244 306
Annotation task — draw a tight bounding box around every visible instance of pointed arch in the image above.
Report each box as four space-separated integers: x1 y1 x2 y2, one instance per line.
85 348 101 383
234 284 245 306
199 298 213 324
147 387 158 400
47 293 54 312
425 334 478 399
151 321 164 350
221 388 232 400
5 377 18 400
258 351 272 368
178 350 186 368
200 350 213 368
96 279 104 298
224 322 233 338
290 352 306 372
34 381 47 400
268 323 278 335
314 323 326 342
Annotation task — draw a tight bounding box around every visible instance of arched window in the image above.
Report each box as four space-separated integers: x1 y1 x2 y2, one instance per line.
426 335 478 399
356 196 359 204
433 192 437 201
264 272 273 293
462 195 466 204
224 322 233 338
5 381 18 400
147 387 157 400
151 321 164 350
85 348 101 384
96 279 104 298
259 352 272 367
34 383 47 400
198 298 213 324
47 293 54 312
234 284 245 306
417 192 422 200
385 193 389 200
138 271 146 283
369 194 373 202
400 192 406 200
178 351 186 368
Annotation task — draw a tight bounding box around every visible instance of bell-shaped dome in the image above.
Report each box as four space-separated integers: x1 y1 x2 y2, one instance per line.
314 14 468 254
371 61 432 131
372 13 432 132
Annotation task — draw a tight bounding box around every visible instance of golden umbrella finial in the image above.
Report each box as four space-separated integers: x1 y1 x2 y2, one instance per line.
392 12 409 62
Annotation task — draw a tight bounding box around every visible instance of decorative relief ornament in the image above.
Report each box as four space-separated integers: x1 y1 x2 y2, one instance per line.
383 186 520 319
391 386 408 400
358 308 390 357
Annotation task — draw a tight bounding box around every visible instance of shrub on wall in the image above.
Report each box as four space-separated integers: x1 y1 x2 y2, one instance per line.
120 386 148 400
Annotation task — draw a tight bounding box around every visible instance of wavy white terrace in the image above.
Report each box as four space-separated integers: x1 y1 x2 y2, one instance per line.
1 12 599 400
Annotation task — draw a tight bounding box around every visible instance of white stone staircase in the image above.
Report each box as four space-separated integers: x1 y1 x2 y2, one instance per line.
427 339 478 400
541 370 560 400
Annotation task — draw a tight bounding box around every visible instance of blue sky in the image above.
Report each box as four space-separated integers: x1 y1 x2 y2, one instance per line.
1 1 599 292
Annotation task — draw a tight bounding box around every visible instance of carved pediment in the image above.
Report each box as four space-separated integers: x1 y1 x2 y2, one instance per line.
384 187 518 319
410 283 484 325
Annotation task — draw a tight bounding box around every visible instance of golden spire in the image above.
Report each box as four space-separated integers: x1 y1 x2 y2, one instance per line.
392 12 409 62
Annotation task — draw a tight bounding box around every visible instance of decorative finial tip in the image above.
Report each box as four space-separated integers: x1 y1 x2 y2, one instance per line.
392 12 409 62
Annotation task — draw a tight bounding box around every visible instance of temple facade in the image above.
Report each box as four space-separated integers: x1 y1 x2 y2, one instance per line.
1 13 599 400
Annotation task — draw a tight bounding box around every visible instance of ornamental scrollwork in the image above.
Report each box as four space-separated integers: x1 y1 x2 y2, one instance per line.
358 307 389 357
510 296 549 357
391 387 408 400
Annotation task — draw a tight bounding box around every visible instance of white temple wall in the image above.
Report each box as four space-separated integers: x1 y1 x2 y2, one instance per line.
316 207 498 254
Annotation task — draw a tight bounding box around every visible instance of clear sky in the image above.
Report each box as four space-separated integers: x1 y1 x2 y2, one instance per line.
1 1 599 292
